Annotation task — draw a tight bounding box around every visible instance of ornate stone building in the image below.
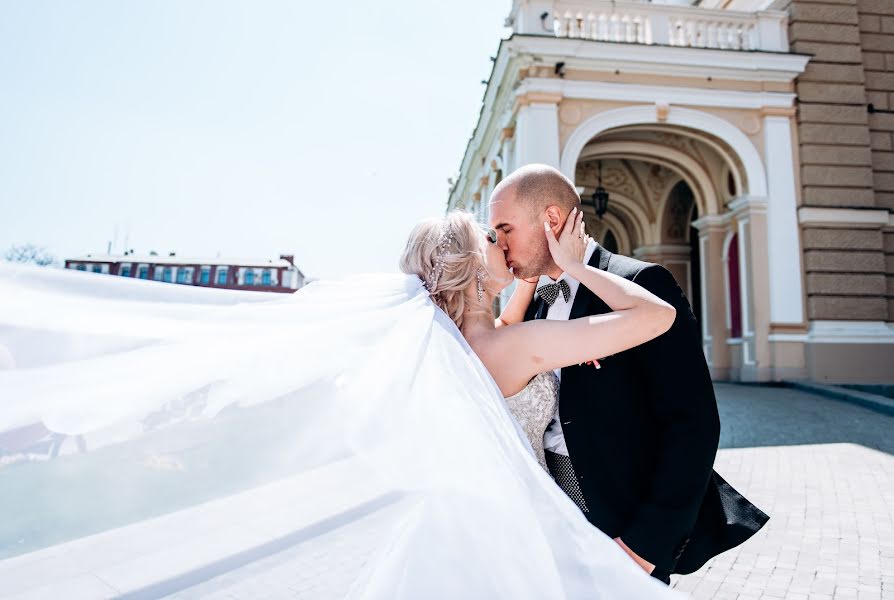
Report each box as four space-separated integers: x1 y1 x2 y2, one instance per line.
448 0 894 383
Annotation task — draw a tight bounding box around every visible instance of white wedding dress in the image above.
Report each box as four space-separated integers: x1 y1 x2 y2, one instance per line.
0 263 682 599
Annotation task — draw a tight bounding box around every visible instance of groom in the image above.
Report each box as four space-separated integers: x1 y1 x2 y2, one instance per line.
489 164 768 584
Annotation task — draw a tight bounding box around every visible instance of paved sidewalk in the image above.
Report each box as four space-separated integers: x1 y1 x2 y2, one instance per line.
671 383 894 600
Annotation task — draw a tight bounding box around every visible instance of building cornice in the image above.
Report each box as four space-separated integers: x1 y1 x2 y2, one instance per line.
507 35 810 84
515 77 798 110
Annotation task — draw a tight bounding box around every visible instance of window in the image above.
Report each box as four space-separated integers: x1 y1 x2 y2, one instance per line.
244 271 255 286
176 268 191 284
217 268 228 285
262 271 271 286
76 264 86 271
154 267 164 281
120 265 132 277
200 267 211 285
163 267 172 283
92 265 103 273
138 266 149 279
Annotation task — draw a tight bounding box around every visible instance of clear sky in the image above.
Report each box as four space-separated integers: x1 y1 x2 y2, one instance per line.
0 1 509 279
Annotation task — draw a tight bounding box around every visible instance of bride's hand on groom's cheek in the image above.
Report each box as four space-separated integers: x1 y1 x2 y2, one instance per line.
544 207 586 272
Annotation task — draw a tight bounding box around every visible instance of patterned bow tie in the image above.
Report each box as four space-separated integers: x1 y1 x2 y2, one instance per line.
537 279 571 306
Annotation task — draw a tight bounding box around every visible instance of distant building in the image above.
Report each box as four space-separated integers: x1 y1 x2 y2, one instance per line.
64 253 305 293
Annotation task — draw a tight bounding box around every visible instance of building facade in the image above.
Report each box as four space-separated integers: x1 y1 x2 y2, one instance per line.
448 0 894 383
64 253 305 294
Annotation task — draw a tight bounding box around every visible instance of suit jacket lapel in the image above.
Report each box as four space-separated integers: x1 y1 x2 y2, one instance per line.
534 295 548 320
569 243 612 320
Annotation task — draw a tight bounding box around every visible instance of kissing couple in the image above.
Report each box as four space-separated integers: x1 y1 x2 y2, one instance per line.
400 163 769 590
0 165 768 599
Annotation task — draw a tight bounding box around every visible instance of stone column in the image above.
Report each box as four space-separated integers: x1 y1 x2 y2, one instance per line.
729 196 772 382
513 93 562 169
762 108 806 327
692 215 732 379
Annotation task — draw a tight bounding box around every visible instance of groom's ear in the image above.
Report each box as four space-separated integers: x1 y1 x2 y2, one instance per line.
544 205 563 230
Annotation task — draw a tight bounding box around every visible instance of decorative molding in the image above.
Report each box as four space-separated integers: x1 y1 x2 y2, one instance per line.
518 77 797 110
760 106 796 118
767 333 808 342
514 91 563 111
656 102 670 122
798 207 890 229
633 244 692 257
507 35 809 83
806 321 894 345
692 214 730 231
729 195 768 216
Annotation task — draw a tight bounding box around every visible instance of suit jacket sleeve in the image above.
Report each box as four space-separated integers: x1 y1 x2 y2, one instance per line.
619 264 721 571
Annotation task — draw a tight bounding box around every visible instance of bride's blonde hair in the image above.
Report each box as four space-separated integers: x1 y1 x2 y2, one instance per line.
400 211 487 329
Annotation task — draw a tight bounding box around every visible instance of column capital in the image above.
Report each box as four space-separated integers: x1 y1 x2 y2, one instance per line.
729 195 768 217
691 214 730 232
760 106 796 118
632 244 691 259
514 92 563 112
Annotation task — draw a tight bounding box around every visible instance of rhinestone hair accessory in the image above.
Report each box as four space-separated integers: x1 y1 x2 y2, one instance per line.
425 224 455 293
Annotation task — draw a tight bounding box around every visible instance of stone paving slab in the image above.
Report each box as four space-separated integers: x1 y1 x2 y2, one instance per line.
671 384 894 600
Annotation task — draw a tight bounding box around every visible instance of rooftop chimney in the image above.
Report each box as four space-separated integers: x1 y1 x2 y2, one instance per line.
279 254 295 266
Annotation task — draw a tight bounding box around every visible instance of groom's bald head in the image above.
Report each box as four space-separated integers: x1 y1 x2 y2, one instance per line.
491 164 581 217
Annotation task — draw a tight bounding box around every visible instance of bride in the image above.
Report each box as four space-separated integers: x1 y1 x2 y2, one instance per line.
0 210 682 599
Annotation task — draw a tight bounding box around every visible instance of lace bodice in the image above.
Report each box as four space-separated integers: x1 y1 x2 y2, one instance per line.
504 371 559 470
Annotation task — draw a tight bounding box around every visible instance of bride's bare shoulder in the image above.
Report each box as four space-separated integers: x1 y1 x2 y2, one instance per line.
466 324 543 397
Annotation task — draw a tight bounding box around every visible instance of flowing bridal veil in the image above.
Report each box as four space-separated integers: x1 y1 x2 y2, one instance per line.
0 264 682 599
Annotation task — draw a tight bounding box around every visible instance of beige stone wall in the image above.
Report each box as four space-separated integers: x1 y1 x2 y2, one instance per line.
773 0 892 322
859 0 894 211
858 0 894 322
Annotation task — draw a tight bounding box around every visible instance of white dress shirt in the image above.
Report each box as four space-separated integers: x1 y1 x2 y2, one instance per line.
541 238 598 456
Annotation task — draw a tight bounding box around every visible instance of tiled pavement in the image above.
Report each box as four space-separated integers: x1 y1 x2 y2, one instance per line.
671 383 894 600
171 383 894 599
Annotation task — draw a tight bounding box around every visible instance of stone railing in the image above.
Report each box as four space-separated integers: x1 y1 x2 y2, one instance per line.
510 1 788 52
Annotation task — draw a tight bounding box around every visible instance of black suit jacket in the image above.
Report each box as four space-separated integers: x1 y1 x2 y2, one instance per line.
524 244 768 574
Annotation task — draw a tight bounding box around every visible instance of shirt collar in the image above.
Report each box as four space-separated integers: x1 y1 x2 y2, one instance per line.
538 239 599 288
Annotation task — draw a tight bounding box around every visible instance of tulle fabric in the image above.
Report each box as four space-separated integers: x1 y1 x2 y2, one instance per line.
0 263 682 599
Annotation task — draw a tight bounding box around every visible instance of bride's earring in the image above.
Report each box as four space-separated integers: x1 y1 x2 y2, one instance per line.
476 269 485 302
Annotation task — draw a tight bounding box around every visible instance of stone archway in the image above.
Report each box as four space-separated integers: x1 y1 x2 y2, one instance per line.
568 120 750 377
560 105 768 198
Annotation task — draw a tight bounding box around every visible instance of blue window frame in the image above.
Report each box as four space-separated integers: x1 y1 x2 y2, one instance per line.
76 264 86 271
217 269 228 285
176 269 189 284
200 268 211 285
244 271 255 286
120 265 131 277
138 266 149 279
262 271 271 286
163 267 172 283
92 265 103 273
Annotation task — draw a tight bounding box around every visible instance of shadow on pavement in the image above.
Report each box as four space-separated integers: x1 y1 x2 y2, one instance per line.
715 382 894 455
